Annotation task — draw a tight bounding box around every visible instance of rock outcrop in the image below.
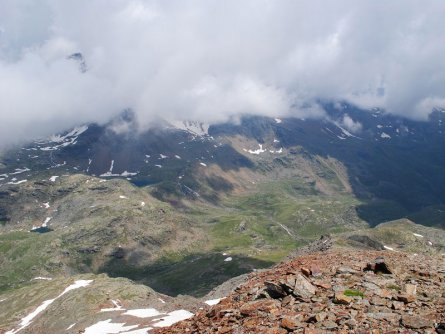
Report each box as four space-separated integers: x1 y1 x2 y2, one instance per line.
154 250 445 333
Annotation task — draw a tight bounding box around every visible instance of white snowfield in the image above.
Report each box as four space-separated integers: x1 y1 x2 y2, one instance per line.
171 120 209 136
204 298 224 306
83 320 145 334
413 233 424 238
40 126 88 151
86 308 194 333
152 310 194 328
123 308 163 318
5 280 93 334
244 144 266 155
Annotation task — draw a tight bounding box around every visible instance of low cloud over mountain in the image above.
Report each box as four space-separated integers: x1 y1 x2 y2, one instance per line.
1 0 445 146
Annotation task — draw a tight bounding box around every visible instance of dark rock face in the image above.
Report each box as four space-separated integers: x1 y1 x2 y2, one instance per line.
108 247 125 259
153 250 445 334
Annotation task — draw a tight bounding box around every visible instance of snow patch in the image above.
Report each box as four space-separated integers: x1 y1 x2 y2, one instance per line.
413 233 424 238
246 144 266 155
205 298 224 306
100 160 119 177
200 162 207 167
336 124 355 138
42 217 52 227
274 118 282 124
171 120 209 136
100 300 125 313
7 180 27 185
50 126 88 143
66 323 76 330
277 223 293 236
10 168 30 175
49 176 59 182
224 257 233 262
40 126 88 151
123 308 163 318
383 245 394 251
119 328 153 334
121 171 138 177
6 280 92 334
380 132 391 139
152 310 194 328
83 320 139 334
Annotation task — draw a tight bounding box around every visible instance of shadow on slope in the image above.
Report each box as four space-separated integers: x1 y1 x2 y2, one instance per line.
210 108 445 227
98 252 273 297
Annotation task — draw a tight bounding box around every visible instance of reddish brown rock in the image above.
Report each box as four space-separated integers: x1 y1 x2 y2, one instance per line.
396 293 416 303
153 250 445 334
293 274 317 298
301 267 311 277
280 315 302 330
401 314 433 329
333 292 352 304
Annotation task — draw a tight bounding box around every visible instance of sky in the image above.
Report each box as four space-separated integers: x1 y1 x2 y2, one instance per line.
1 0 445 146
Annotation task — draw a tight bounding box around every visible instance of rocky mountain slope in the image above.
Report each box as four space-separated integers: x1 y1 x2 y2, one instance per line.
2 105 445 227
154 249 445 333
1 105 445 332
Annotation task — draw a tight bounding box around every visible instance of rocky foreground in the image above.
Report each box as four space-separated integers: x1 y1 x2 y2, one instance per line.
154 250 445 333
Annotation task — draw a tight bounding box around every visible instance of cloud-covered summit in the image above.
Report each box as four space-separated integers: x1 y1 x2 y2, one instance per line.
1 0 445 146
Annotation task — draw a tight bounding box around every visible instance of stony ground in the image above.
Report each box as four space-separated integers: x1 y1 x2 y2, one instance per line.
154 250 445 333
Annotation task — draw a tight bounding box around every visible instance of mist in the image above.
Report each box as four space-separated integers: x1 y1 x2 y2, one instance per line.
1 0 445 146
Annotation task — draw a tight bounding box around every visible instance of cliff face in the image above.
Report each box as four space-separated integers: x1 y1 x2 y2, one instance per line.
154 250 445 333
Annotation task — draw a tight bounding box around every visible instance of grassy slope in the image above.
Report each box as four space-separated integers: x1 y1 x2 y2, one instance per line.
2 146 443 298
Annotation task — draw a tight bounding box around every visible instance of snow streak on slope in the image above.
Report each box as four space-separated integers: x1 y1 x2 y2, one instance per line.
170 121 209 136
6 280 93 334
38 126 88 151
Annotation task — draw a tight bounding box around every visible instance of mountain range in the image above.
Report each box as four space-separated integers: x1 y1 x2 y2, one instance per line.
1 103 445 333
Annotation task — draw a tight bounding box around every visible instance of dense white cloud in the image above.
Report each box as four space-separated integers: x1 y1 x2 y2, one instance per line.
1 0 445 146
339 114 362 134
